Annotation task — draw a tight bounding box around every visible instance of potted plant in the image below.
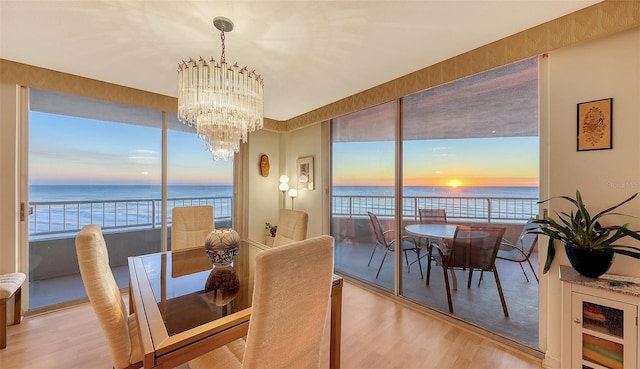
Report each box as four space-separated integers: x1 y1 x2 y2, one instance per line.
265 222 277 237
531 190 640 278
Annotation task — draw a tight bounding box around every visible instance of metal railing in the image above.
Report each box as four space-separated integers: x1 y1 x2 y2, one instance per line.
332 195 538 222
30 194 537 236
29 197 233 236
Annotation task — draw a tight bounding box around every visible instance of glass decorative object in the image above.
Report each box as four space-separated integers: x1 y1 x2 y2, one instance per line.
203 266 240 306
204 228 240 267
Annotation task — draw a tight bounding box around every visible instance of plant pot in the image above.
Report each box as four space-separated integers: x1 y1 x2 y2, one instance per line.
564 243 615 278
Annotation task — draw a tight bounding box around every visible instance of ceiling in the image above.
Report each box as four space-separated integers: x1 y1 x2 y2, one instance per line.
0 1 601 121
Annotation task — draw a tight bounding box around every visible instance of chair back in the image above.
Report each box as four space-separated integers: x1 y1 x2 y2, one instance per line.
419 208 447 224
171 205 214 251
272 209 308 247
518 218 539 257
448 226 505 271
367 212 387 247
242 235 335 369
75 224 141 369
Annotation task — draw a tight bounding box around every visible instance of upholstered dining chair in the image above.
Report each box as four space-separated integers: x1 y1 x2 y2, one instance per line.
367 212 423 279
75 224 142 369
418 208 448 285
272 208 308 247
432 225 509 317
189 235 335 369
497 218 539 283
171 205 214 251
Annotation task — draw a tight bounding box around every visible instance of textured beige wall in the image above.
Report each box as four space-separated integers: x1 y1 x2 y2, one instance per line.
542 27 640 368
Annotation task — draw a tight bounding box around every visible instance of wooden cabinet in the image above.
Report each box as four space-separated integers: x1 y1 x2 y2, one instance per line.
561 266 640 369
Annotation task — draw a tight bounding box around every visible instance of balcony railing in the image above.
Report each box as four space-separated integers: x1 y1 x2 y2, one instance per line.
29 197 233 236
332 195 538 222
30 194 538 236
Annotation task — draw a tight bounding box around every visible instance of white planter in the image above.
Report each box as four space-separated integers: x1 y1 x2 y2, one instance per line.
265 235 275 246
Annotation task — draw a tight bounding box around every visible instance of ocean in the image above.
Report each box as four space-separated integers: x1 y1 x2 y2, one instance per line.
30 184 538 202
28 185 538 235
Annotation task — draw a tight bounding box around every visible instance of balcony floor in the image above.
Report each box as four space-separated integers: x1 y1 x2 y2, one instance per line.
335 239 539 349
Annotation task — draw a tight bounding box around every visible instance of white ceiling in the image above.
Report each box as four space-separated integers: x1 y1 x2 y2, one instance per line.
0 0 601 121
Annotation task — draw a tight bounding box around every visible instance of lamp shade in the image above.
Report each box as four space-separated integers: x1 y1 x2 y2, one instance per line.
288 188 298 198
279 182 289 192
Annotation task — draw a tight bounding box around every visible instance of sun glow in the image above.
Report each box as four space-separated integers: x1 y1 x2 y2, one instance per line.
449 180 461 188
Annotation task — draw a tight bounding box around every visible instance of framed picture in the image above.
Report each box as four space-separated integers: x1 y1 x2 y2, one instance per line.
577 98 613 151
297 156 314 190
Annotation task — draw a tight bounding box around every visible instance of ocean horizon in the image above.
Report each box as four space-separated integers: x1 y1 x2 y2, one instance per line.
30 184 538 202
28 184 538 235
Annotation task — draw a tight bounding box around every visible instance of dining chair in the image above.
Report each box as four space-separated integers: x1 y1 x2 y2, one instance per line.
418 208 448 285
497 218 539 283
272 208 308 247
432 225 508 317
367 212 423 279
189 235 335 369
75 224 143 369
171 205 214 251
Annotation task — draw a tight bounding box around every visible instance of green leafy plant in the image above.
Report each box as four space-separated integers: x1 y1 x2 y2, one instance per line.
265 222 277 237
530 190 640 274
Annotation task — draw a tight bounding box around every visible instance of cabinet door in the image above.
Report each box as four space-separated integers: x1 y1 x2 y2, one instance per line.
571 292 637 369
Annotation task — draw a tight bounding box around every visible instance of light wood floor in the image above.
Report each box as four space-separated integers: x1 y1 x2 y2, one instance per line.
0 281 542 369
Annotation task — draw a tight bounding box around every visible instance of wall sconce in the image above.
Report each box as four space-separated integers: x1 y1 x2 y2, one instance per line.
288 188 298 209
279 175 289 208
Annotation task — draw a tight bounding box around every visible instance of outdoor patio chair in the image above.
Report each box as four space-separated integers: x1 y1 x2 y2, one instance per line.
367 212 423 279
432 225 508 316
497 218 539 283
418 208 448 284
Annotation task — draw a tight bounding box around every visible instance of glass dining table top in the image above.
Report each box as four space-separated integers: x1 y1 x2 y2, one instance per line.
133 240 255 337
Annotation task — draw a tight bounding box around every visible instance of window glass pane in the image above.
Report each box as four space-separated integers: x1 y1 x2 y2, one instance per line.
400 57 539 347
331 101 398 292
28 88 162 310
167 114 234 251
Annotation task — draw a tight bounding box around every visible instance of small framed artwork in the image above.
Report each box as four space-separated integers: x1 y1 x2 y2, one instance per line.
297 156 314 190
577 98 613 151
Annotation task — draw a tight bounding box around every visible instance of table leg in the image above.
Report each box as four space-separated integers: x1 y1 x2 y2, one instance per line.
451 269 458 291
330 278 343 369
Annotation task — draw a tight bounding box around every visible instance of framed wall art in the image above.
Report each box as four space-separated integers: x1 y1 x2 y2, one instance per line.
577 98 613 151
297 156 314 190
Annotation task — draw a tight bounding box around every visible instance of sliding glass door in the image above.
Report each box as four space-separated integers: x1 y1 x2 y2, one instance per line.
330 57 540 348
28 88 163 310
331 101 398 291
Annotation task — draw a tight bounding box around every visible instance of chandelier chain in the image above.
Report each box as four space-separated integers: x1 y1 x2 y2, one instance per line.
220 25 226 64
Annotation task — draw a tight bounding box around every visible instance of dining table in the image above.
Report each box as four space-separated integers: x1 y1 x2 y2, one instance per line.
405 223 460 289
128 240 343 369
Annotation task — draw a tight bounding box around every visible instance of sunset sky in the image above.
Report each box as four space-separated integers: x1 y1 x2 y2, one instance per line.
29 111 538 188
29 111 233 185
333 137 539 188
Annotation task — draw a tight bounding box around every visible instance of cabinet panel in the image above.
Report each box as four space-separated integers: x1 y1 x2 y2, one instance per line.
571 292 637 369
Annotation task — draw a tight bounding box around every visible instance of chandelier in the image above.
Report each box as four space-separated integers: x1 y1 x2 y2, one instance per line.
177 17 264 161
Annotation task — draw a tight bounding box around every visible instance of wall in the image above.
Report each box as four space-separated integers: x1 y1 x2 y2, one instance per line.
0 83 20 274
247 129 282 243
281 123 326 238
542 27 640 368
